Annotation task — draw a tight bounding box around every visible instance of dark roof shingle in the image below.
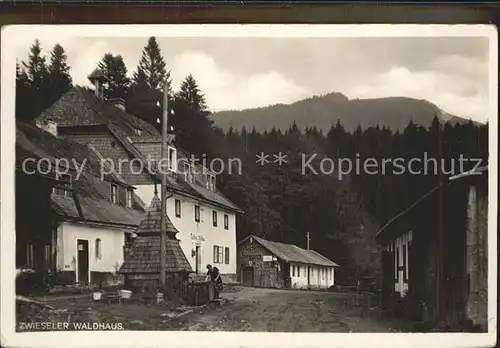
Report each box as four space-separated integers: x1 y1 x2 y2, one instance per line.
16 120 145 226
119 194 193 274
242 235 339 267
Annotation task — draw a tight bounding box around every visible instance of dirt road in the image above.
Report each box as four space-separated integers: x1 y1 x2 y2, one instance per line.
171 286 399 332
18 286 401 332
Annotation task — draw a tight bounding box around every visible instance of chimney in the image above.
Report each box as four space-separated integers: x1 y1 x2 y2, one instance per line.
109 97 126 111
36 119 58 137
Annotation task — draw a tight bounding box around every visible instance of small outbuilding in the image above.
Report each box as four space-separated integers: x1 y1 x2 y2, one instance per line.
376 166 489 331
238 235 338 290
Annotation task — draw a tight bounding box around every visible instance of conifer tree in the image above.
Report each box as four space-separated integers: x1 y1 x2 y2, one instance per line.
45 43 73 106
97 53 130 99
172 74 214 156
132 36 172 94
23 39 48 90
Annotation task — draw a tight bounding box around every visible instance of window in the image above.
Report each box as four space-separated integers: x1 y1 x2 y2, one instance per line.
212 211 218 227
207 174 216 192
26 244 34 269
168 146 177 172
135 128 142 136
322 268 325 280
213 245 223 263
194 205 200 222
95 238 102 259
126 189 133 208
175 199 181 218
183 163 194 183
224 247 230 264
297 265 301 277
224 214 229 230
111 184 118 204
292 265 295 276
52 174 72 196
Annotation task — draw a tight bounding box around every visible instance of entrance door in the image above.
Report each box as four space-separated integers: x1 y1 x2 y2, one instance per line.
195 246 201 273
77 239 89 284
242 267 254 287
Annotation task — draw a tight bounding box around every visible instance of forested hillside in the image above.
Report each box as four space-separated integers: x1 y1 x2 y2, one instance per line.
211 92 470 133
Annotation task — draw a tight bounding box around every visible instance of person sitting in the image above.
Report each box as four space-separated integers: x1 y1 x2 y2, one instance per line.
205 264 223 299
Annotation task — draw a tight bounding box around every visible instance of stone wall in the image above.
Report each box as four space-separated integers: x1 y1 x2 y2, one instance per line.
238 238 285 288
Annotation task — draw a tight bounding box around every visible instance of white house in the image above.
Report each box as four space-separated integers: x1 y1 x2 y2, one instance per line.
19 121 145 286
238 235 338 290
34 72 242 282
130 144 241 279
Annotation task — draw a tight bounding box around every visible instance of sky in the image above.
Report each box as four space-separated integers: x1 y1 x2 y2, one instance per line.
14 35 490 122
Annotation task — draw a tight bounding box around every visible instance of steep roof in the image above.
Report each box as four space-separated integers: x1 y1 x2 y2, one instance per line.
129 142 242 212
36 87 159 136
118 194 193 274
17 121 118 183
135 195 179 237
35 86 242 213
375 166 488 242
241 235 339 267
51 195 144 227
16 121 145 227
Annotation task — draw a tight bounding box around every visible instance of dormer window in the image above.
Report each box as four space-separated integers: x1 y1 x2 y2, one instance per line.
134 128 142 136
126 189 133 208
168 146 177 172
182 163 194 184
207 174 216 192
111 184 118 204
53 174 72 197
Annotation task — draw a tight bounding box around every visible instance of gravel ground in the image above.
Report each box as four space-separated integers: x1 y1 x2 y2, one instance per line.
16 286 402 332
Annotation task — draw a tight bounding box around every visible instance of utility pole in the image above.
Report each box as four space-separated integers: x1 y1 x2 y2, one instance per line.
306 232 311 290
159 80 169 289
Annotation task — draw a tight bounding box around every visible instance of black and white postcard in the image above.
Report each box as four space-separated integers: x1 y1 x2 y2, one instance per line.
1 24 497 348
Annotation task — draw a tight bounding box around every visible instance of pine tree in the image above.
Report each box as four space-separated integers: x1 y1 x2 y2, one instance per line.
16 60 32 121
132 36 172 94
172 74 214 156
45 43 73 107
176 74 208 112
97 53 130 99
23 39 48 90
20 39 50 120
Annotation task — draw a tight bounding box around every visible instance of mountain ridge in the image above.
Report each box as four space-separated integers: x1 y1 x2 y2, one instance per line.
210 92 475 133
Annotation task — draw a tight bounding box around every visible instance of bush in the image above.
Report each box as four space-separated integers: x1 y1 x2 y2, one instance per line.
16 269 68 295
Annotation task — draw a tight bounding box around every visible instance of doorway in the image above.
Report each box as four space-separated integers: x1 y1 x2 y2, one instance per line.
242 266 254 287
195 245 201 273
76 239 89 284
